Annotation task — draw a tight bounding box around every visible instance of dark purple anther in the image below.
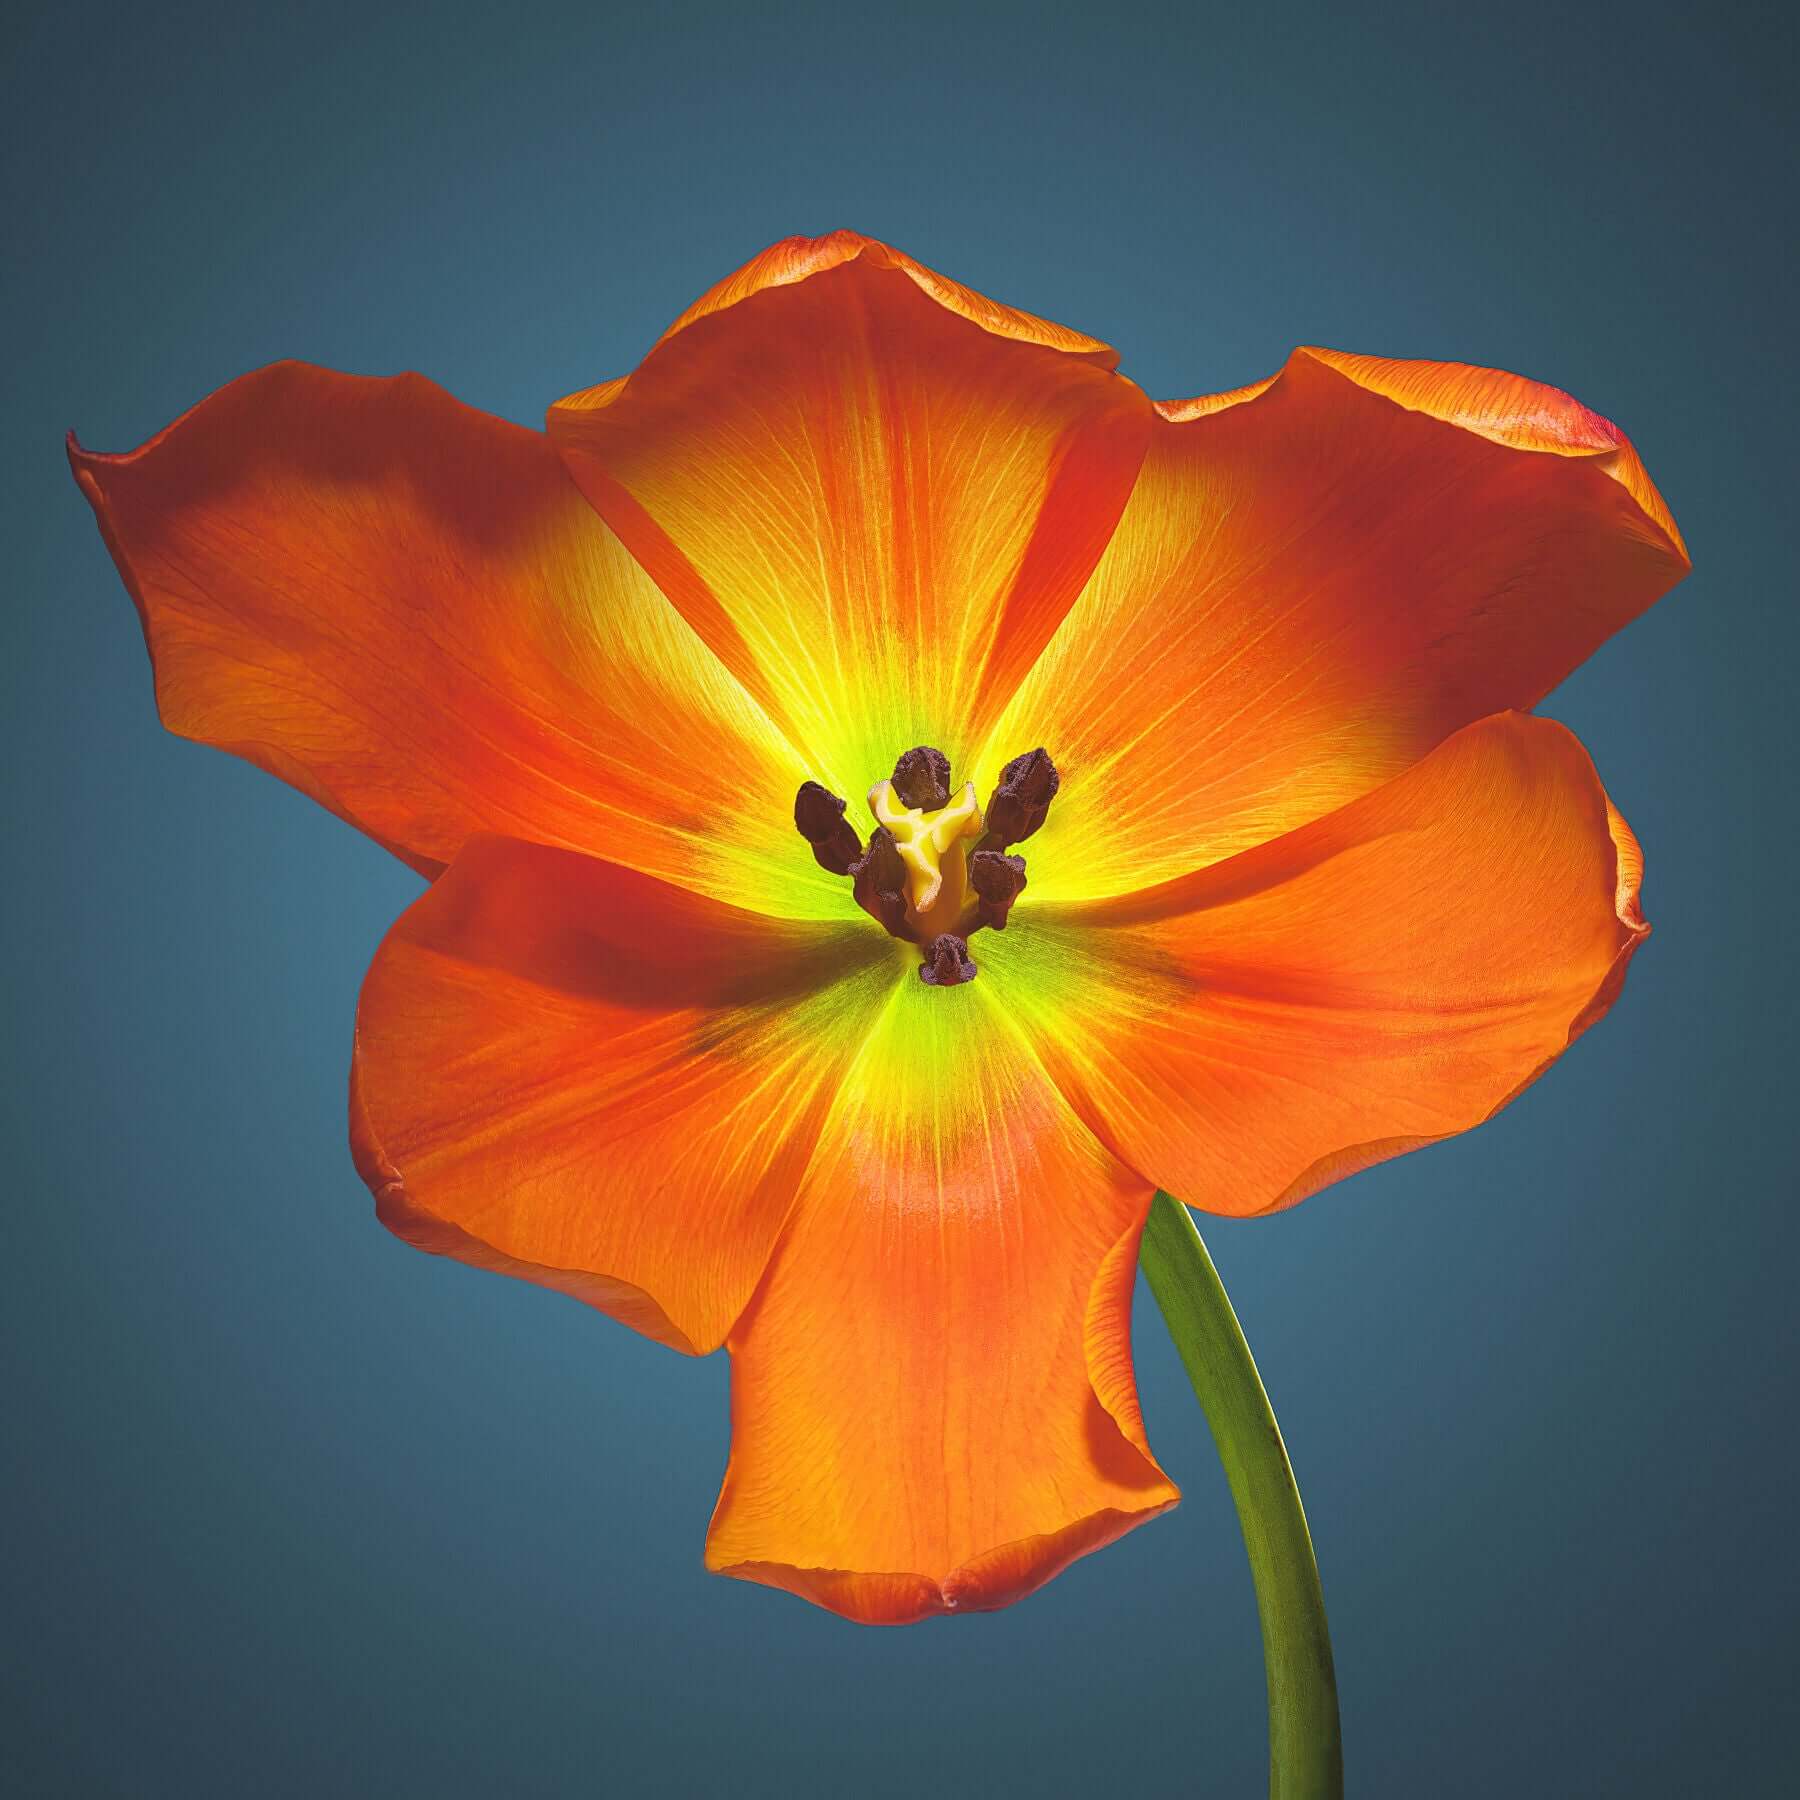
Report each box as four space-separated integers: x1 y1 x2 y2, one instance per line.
793 780 863 875
968 849 1027 931
918 932 977 986
851 826 912 941
982 747 1059 849
891 744 951 812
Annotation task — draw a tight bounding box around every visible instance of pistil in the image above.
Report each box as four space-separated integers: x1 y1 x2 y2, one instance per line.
868 770 982 942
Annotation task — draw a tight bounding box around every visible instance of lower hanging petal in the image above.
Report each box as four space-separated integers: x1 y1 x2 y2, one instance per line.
705 978 1178 1624
351 835 896 1355
980 712 1648 1217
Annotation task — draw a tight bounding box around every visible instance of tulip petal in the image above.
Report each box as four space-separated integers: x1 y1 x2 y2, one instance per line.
71 363 837 915
979 712 1648 1216
546 232 1151 791
351 835 898 1354
978 347 1689 902
705 977 1178 1624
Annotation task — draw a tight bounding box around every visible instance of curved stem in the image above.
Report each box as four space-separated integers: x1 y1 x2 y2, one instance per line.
1140 1192 1343 1800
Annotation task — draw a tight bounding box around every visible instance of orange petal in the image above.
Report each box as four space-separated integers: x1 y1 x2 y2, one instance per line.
546 232 1152 789
979 347 1689 902
351 835 898 1354
980 712 1648 1217
706 977 1178 1624
71 362 834 915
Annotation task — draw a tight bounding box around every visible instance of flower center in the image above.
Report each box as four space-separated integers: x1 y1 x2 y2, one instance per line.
867 776 982 941
792 744 1058 986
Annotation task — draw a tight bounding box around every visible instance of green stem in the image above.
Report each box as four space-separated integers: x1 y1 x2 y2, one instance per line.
1140 1191 1343 1800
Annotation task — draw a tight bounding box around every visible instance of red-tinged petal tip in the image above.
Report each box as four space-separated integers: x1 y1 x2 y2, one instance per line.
656 229 1121 369
1290 346 1688 563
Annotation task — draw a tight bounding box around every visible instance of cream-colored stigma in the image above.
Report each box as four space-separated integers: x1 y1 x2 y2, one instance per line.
868 778 983 940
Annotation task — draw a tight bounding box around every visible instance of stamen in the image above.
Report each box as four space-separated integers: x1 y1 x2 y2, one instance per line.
968 849 1027 931
981 747 1059 850
891 744 951 812
793 780 863 876
918 932 977 986
851 826 912 941
789 743 1056 981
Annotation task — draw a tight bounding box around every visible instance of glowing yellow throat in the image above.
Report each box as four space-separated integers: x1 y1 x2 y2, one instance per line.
867 778 984 942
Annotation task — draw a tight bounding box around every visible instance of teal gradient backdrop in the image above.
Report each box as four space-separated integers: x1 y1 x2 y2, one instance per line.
6 2 1794 1793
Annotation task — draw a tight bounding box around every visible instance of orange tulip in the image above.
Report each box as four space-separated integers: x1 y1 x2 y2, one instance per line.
70 231 1687 1625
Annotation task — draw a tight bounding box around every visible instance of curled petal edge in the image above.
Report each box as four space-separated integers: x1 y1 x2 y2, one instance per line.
551 230 1120 425
1239 789 1650 1219
1157 346 1687 562
349 1053 699 1354
657 228 1119 367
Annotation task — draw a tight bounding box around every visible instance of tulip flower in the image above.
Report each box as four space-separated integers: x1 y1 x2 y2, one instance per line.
69 233 1686 1660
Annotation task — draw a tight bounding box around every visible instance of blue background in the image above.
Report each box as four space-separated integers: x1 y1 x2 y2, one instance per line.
6 2 1794 1793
